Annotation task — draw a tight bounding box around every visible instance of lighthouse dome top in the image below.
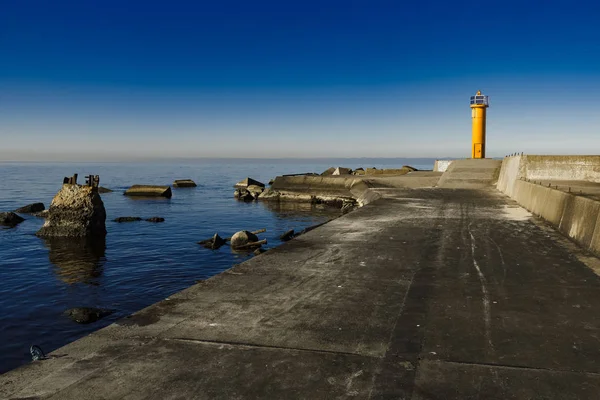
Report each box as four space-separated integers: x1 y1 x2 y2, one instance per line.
470 90 489 106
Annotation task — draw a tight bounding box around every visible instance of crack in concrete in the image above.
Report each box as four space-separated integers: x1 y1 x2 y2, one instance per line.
165 337 379 358
434 359 600 376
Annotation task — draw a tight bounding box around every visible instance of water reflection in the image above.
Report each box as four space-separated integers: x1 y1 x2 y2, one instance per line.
42 237 106 285
260 201 342 219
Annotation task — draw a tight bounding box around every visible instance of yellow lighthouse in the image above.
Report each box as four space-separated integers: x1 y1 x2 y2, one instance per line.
470 90 489 158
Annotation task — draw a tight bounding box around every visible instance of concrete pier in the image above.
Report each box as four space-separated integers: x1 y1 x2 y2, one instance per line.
3 170 600 398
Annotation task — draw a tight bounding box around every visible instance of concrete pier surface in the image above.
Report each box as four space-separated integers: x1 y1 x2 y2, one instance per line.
3 184 600 399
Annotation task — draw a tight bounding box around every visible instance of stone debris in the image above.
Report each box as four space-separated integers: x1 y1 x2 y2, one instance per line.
234 188 257 201
234 178 266 201
200 233 227 250
230 230 260 249
332 167 352 175
14 203 45 214
198 229 266 250
279 229 295 242
114 217 165 223
234 177 265 189
321 167 336 176
114 217 142 223
36 179 106 237
0 212 25 227
173 179 197 188
64 307 114 324
124 185 172 198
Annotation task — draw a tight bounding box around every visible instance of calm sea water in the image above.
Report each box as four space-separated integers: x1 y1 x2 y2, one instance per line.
0 158 433 374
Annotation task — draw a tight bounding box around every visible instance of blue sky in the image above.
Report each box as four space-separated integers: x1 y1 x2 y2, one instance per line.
1 0 599 160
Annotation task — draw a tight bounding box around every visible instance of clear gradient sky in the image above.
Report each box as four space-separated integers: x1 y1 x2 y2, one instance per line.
1 0 599 160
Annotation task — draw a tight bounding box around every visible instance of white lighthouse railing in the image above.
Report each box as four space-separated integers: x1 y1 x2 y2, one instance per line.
470 95 489 105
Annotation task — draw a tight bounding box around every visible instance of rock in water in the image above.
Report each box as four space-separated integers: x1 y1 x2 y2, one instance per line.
65 307 113 324
36 184 106 237
145 217 165 223
124 185 172 198
114 217 142 222
210 233 226 249
246 185 264 198
14 202 45 214
173 179 197 188
234 177 265 189
98 187 113 193
279 229 295 242
0 212 25 227
230 230 259 249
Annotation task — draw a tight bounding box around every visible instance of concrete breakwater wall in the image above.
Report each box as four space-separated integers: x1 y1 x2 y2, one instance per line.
497 155 600 255
433 159 453 172
265 173 442 207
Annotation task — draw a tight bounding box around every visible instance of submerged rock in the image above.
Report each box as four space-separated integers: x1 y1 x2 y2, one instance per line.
234 187 263 201
65 307 114 324
279 229 295 242
145 217 165 223
98 187 113 193
124 185 172 198
234 188 256 201
114 217 142 223
230 230 259 249
201 233 227 250
0 212 25 227
36 184 106 237
14 202 45 214
173 179 197 188
253 248 266 255
246 185 264 197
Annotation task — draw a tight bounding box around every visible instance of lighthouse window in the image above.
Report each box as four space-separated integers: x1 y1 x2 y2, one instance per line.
470 95 489 105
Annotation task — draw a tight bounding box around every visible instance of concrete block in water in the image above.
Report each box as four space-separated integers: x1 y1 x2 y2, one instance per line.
36 184 106 237
173 179 197 188
124 185 172 198
234 177 265 189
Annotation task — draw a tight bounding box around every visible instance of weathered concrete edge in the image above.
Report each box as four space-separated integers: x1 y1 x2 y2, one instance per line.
263 173 442 207
0 191 398 397
497 155 600 257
